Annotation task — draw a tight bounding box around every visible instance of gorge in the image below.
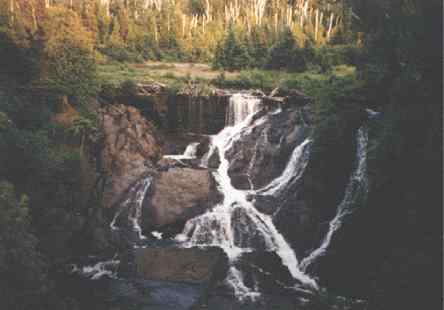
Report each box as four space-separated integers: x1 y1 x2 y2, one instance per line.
69 87 372 310
0 2 441 310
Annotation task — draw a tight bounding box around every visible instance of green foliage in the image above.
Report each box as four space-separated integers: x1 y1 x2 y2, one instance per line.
99 44 144 62
0 111 9 130
246 28 269 68
120 79 139 98
0 181 49 310
0 28 39 83
40 7 99 104
266 28 307 72
44 46 99 104
312 45 362 72
213 25 251 71
99 81 121 101
69 116 97 151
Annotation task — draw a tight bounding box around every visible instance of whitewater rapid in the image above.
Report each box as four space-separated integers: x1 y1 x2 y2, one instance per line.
176 93 318 300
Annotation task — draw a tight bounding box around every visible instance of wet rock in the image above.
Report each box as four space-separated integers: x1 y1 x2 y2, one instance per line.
170 94 228 135
273 198 319 256
237 252 298 294
251 89 266 97
226 106 312 189
285 89 311 106
263 96 285 107
161 134 211 160
251 194 280 215
134 247 228 284
205 148 221 169
142 167 219 229
157 157 203 170
230 174 252 190
99 104 162 209
269 87 311 106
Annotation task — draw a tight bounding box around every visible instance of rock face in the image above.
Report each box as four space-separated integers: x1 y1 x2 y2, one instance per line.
134 247 228 284
226 104 312 190
168 94 228 135
237 252 298 294
115 83 231 135
99 104 162 208
142 167 219 231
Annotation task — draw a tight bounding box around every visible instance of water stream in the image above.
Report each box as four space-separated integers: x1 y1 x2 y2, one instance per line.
75 93 369 307
300 126 368 271
176 94 318 300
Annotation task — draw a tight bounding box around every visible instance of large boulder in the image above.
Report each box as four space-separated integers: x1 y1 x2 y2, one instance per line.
236 251 298 294
99 104 162 208
134 247 228 284
142 167 220 231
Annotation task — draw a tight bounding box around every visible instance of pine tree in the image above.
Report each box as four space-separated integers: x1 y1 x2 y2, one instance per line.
247 27 268 68
213 24 250 71
266 27 306 72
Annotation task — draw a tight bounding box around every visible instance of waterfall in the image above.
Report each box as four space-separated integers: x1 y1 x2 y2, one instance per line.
110 177 152 240
176 94 317 300
183 142 200 157
300 127 369 272
255 139 312 197
225 93 263 126
164 142 200 160
71 257 120 280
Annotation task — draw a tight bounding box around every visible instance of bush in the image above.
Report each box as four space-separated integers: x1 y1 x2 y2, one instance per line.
99 44 143 62
120 79 138 98
99 81 120 101
313 45 362 72
266 28 307 72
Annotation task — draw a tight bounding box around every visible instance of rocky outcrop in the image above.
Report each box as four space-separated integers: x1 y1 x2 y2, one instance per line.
142 167 220 231
161 133 210 158
268 87 311 106
169 94 228 135
237 252 298 294
226 104 312 190
134 247 228 284
99 104 162 208
135 82 167 96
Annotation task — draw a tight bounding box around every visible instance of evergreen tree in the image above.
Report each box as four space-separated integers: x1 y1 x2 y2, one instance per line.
0 181 49 309
247 27 268 68
213 25 250 71
266 27 306 72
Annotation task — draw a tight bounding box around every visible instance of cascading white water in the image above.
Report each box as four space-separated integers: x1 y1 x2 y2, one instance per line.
255 139 312 197
110 177 152 240
164 142 200 160
71 255 120 280
183 142 200 157
225 93 263 126
300 127 369 272
176 94 317 300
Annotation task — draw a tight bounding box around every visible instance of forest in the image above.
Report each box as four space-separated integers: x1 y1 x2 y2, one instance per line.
0 1 442 310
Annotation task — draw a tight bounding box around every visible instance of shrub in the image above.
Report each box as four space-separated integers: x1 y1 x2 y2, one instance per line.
266 28 307 72
120 79 139 98
99 81 120 101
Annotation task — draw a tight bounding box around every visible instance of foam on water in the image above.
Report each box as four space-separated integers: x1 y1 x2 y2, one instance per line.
176 94 318 300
